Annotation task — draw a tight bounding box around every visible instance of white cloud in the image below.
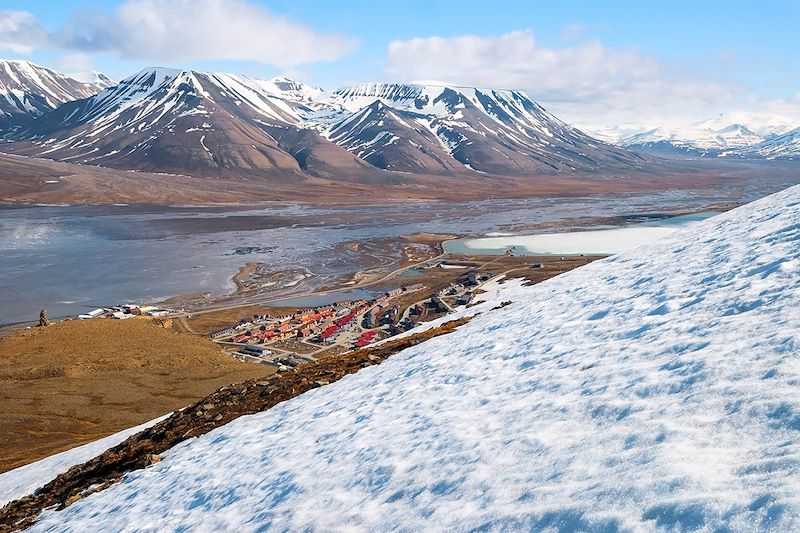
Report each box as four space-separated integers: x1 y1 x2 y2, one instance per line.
385 30 761 130
1 1 357 68
0 10 49 54
55 53 95 77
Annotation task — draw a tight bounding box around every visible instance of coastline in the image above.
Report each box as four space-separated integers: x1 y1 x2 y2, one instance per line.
0 200 739 332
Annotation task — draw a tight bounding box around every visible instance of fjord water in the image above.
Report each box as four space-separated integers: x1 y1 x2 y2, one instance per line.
0 190 771 325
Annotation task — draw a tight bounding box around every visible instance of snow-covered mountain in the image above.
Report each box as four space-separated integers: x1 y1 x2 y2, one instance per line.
620 114 799 159
9 183 800 531
322 81 647 174
6 70 647 180
622 116 766 156
0 59 112 132
69 71 116 90
7 67 372 180
725 127 800 160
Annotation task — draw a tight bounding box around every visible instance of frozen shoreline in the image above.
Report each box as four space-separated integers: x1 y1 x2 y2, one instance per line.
447 211 719 255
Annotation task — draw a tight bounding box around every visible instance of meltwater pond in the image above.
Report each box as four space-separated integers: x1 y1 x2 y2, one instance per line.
445 211 720 256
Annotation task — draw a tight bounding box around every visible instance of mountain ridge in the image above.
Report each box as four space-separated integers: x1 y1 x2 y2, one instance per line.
3 66 649 182
619 114 799 159
0 59 112 132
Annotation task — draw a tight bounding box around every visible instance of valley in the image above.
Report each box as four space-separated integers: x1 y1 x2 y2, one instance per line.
0 23 798 531
2 178 786 327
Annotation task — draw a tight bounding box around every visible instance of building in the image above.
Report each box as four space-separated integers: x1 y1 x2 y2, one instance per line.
78 308 106 319
210 326 237 339
240 346 272 357
431 296 450 313
456 292 474 306
364 306 383 328
380 306 400 325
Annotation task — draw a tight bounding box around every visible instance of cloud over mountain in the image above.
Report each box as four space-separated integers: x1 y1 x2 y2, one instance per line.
0 10 48 54
385 29 740 129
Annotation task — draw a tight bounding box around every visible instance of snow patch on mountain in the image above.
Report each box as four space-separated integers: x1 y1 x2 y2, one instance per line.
726 127 800 160
22 183 800 531
619 114 799 158
0 59 110 131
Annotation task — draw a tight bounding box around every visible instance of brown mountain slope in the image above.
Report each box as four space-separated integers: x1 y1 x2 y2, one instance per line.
0 318 272 473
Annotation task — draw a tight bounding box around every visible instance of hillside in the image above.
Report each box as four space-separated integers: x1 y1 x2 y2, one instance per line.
0 318 272 473
5 68 376 181
7 183 800 530
321 81 647 174
0 60 111 133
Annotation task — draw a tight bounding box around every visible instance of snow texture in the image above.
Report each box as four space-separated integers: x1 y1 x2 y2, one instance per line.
22 185 800 531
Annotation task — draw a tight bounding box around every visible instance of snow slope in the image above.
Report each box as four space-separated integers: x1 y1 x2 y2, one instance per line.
21 187 800 531
0 415 166 507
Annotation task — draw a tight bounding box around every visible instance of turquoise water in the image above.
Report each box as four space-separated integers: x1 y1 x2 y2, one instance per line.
445 211 720 256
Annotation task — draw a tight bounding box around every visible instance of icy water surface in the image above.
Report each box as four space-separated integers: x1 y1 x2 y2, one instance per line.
445 211 718 256
0 185 784 325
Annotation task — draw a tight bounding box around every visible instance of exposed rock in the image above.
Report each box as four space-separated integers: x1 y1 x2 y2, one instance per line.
37 309 51 327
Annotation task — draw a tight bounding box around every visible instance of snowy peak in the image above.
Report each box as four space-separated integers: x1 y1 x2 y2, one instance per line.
321 81 645 174
324 81 554 127
265 76 322 102
0 59 110 132
75 71 116 90
623 119 764 153
621 113 799 158
726 127 800 160
6 68 647 179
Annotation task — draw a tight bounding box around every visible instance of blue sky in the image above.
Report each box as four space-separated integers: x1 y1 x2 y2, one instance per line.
1 0 798 129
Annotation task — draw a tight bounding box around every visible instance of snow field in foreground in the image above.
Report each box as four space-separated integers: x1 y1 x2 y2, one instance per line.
21 185 800 531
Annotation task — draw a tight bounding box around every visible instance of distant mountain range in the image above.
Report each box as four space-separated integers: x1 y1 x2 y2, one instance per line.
728 128 800 160
617 115 799 160
0 60 797 187
1 62 649 182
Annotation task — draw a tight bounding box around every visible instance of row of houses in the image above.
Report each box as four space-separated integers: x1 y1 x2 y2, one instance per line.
213 284 428 347
317 302 371 342
77 304 170 320
353 330 378 348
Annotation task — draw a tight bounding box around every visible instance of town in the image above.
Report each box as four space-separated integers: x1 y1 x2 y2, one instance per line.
208 269 495 368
